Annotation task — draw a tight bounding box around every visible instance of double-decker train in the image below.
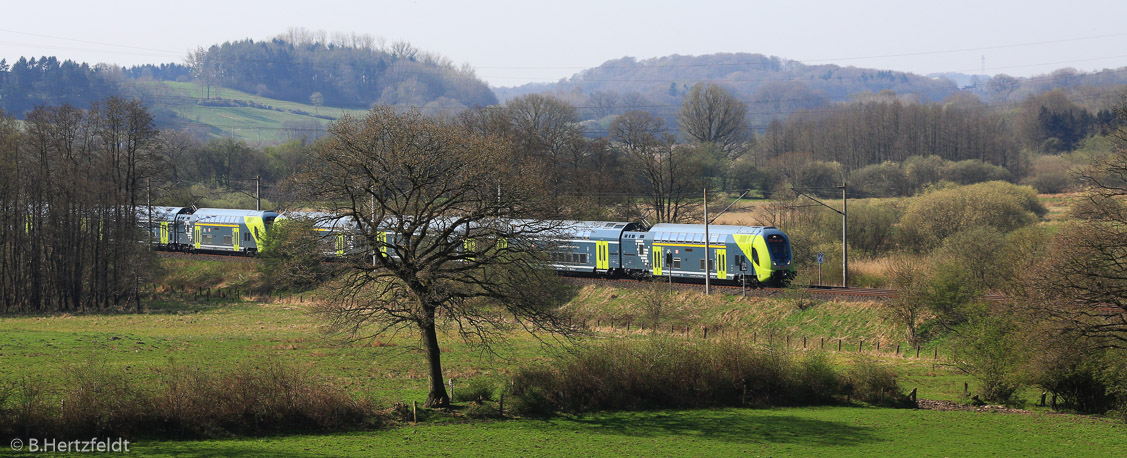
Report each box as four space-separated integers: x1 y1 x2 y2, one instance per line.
139 207 795 287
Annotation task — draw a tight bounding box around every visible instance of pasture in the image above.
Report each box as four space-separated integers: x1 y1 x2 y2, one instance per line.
1 259 1124 456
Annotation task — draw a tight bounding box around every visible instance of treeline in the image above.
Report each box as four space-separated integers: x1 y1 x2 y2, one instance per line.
495 53 959 126
187 31 496 109
0 57 122 116
0 98 162 313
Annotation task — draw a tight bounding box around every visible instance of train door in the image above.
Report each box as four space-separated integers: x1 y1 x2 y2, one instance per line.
652 247 663 276
233 227 240 252
716 249 727 280
336 234 345 256
193 226 201 250
596 241 609 271
160 222 169 245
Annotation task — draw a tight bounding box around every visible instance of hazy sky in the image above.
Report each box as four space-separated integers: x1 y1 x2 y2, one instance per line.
4 0 1126 87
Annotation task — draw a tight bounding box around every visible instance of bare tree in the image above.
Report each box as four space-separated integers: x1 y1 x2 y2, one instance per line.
678 83 749 150
612 110 696 223
298 106 575 407
1021 103 1127 348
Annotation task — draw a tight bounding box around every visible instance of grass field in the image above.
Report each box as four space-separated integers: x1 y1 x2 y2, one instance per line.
141 82 370 144
123 407 1125 458
1 259 1124 456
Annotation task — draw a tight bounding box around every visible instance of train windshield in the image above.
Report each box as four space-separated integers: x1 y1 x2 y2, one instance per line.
765 234 790 263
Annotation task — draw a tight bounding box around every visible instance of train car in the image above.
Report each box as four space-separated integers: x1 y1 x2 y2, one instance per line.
186 208 277 254
137 206 193 250
645 223 794 286
275 211 362 257
543 221 641 274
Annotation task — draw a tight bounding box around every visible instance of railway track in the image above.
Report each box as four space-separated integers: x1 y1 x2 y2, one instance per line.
562 275 1007 302
154 252 1007 302
156 250 259 263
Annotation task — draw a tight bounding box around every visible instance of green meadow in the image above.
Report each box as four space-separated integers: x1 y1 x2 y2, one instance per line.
0 259 1123 457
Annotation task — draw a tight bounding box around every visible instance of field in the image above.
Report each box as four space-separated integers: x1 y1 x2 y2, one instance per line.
1 260 1124 456
139 82 370 144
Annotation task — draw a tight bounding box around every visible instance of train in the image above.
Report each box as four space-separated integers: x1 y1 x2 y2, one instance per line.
138 206 796 287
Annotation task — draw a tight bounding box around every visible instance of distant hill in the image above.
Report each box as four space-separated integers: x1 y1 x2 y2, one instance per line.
493 53 961 126
188 37 497 110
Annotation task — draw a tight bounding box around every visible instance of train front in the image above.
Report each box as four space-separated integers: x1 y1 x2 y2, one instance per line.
759 229 795 286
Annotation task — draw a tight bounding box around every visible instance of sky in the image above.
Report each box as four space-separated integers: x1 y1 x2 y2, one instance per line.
3 0 1127 87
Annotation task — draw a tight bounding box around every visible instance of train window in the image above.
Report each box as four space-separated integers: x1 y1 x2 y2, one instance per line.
580 254 588 264
699 259 714 270
223 235 232 245
672 257 681 268
766 235 791 260
243 232 252 242
752 248 760 266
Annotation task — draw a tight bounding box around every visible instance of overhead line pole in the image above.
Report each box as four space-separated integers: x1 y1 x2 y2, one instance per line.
704 187 710 295
791 183 849 287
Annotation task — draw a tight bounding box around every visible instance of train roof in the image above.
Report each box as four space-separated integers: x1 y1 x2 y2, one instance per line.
136 206 191 222
648 223 785 243
551 221 638 240
194 208 278 218
193 208 278 225
278 211 358 230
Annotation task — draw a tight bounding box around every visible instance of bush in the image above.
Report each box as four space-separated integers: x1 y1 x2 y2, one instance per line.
1023 172 1070 194
508 338 909 414
950 312 1026 405
850 162 910 197
0 359 379 439
257 218 341 292
942 159 1012 185
1028 339 1125 416
847 201 900 255
898 181 1046 250
847 358 915 407
453 378 496 404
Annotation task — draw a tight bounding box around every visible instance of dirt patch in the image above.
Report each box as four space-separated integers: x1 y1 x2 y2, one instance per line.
917 398 1034 414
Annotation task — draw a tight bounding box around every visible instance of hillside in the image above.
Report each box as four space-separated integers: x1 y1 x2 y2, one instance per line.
133 81 370 144
493 53 959 125
189 37 497 109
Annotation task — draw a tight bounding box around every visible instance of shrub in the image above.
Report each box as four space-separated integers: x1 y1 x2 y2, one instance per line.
453 378 496 404
851 162 910 197
903 155 947 193
899 181 1046 250
950 312 1026 405
507 338 908 415
847 201 900 255
1023 172 1070 194
1027 339 1126 416
942 159 1012 185
847 358 915 407
0 359 379 439
257 218 340 292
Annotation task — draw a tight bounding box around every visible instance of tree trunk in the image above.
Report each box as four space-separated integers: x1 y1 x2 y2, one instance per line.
420 315 449 408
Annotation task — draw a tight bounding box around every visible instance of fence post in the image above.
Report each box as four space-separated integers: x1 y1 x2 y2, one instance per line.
933 347 938 359
412 401 417 423
838 339 842 351
703 327 708 339
859 339 863 352
896 343 901 355
786 335 790 348
916 345 921 358
803 336 807 349
820 337 824 350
